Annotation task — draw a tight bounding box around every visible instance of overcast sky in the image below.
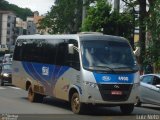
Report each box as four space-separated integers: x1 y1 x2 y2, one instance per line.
6 0 55 15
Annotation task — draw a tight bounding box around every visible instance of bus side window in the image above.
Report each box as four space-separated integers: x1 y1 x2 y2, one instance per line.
31 39 44 63
67 39 80 71
13 40 21 61
55 39 68 66
22 40 34 61
43 40 56 64
73 48 80 71
13 39 26 61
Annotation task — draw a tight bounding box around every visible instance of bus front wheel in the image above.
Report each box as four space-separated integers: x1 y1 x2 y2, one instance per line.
71 92 86 114
120 104 134 115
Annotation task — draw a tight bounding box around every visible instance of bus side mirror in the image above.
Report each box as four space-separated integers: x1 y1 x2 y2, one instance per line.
133 47 140 56
68 44 74 54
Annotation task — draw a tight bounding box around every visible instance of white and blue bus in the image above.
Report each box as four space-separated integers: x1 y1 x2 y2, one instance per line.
12 33 140 114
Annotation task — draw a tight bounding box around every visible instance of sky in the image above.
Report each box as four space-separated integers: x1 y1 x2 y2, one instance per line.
5 0 55 15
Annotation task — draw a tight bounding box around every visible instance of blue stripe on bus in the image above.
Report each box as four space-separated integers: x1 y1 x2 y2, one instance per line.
22 62 70 94
93 72 135 84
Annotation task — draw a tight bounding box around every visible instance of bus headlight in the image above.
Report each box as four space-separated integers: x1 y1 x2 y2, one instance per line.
83 81 98 89
3 73 9 77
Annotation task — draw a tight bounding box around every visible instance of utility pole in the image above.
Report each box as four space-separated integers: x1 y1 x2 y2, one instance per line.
114 0 120 35
114 0 120 13
82 0 86 28
139 0 146 65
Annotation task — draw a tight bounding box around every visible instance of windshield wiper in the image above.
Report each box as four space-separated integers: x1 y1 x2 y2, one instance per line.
94 65 116 73
115 66 138 71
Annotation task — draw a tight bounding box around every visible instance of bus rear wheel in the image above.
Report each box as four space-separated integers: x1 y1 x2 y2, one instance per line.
0 79 4 86
28 85 44 103
120 104 134 115
71 92 86 114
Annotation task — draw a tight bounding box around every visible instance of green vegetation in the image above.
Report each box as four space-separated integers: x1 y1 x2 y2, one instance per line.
39 0 134 43
0 0 33 20
122 0 160 72
145 0 160 72
39 0 83 34
82 0 134 41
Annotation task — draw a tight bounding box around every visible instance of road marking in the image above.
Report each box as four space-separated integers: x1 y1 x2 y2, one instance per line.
0 87 6 89
9 86 21 90
0 86 21 90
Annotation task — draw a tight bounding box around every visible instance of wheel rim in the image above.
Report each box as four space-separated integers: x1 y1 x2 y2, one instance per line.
71 93 80 113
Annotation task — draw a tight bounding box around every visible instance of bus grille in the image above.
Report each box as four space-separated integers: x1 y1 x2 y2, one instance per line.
98 84 133 101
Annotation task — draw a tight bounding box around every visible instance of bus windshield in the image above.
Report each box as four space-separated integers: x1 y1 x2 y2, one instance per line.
81 40 138 72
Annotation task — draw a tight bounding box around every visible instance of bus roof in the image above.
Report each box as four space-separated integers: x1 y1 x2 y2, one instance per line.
17 34 128 42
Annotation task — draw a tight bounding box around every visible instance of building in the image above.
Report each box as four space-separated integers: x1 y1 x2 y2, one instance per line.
16 17 27 35
33 11 45 34
26 17 36 35
26 11 45 35
0 10 46 53
0 11 16 52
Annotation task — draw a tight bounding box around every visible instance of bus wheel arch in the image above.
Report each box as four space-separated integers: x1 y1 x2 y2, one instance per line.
26 81 31 91
69 88 86 114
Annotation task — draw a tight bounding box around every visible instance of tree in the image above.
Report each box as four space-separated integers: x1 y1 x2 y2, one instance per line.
138 0 146 66
39 0 83 34
0 0 33 20
82 0 112 32
82 0 134 40
121 0 146 63
122 0 160 72
146 0 160 72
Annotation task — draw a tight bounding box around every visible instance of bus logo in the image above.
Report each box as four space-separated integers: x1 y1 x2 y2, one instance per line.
42 66 49 76
102 76 111 81
114 85 120 89
118 76 128 81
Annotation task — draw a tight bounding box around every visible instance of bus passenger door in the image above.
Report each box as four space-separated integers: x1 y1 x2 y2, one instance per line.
54 39 81 101
54 39 70 100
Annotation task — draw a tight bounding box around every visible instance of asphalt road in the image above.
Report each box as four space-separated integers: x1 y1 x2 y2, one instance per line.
0 86 160 120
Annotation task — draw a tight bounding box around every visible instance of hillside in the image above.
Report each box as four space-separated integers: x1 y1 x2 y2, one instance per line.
0 0 33 20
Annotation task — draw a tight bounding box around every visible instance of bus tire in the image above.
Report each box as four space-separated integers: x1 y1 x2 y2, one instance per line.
120 104 134 115
0 79 4 86
28 85 36 102
28 86 44 103
70 92 86 114
36 94 44 103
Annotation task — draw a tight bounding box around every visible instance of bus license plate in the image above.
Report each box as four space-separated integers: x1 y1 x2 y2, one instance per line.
111 90 122 95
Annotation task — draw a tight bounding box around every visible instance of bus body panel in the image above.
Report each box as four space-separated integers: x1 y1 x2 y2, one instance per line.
80 69 139 104
12 61 82 101
12 61 27 90
12 34 140 107
54 68 81 101
12 60 139 104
